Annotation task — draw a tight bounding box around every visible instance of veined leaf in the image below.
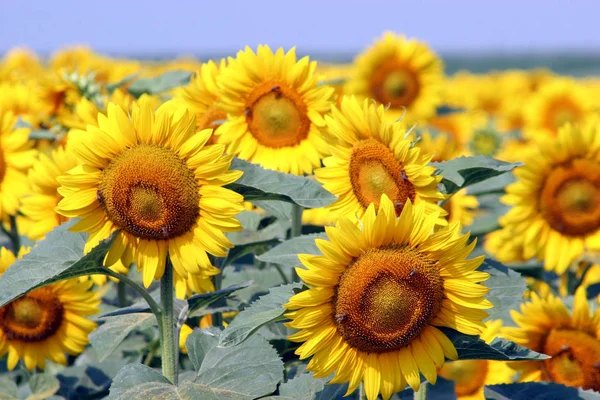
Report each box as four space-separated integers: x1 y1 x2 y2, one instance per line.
255 233 327 269
90 313 157 362
187 281 253 317
263 372 326 400
27 374 60 400
479 258 527 323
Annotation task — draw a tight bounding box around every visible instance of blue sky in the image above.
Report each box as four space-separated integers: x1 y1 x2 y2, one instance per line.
1 0 597 56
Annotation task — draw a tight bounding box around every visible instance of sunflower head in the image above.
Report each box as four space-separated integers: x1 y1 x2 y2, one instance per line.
316 95 446 223
285 194 490 399
216 46 334 175
56 97 245 288
346 32 444 122
0 247 100 371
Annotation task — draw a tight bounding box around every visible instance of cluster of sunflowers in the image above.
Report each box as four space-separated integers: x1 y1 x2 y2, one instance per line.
0 31 599 400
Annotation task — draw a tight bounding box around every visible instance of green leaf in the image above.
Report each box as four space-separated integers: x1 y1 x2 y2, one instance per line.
440 327 548 361
252 200 293 220
485 382 600 400
235 211 262 231
187 281 253 317
127 70 192 97
219 283 302 347
0 221 115 308
431 156 521 195
221 264 288 303
226 158 336 209
90 313 157 362
255 233 327 268
263 373 325 400
467 172 515 196
106 73 138 94
108 363 172 399
479 258 527 322
185 328 284 400
26 374 60 400
28 130 57 141
228 219 289 246
396 378 456 400
0 377 18 400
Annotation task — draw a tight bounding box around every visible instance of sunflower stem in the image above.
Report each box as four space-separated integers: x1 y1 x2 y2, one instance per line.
8 215 19 253
117 280 128 307
159 257 178 384
290 204 304 282
211 256 224 327
358 382 366 399
414 382 428 400
103 269 161 317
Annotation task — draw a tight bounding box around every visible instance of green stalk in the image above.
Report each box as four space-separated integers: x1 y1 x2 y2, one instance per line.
290 204 304 282
117 280 128 307
159 257 178 384
414 382 428 400
8 215 20 253
212 268 223 327
103 269 161 317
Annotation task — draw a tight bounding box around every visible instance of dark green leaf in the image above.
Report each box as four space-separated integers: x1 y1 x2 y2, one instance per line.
435 105 465 116
397 378 457 399
226 158 336 208
127 70 191 97
479 258 527 322
187 281 253 317
255 233 327 268
431 156 521 195
90 313 157 362
467 172 515 196
219 283 302 347
27 374 60 400
485 382 600 400
440 327 548 361
588 283 600 299
0 221 115 308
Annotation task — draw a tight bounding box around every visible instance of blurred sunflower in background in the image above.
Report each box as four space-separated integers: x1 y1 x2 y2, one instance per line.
56 98 244 288
286 195 491 400
346 32 444 123
0 247 100 371
316 96 446 223
501 120 600 274
504 287 600 390
217 46 335 175
443 189 479 227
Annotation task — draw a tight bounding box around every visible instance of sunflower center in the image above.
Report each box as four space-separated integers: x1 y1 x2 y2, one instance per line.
546 99 582 132
245 81 310 148
99 144 200 240
541 328 600 391
370 61 420 108
471 128 501 157
0 288 64 342
438 359 489 396
333 245 443 353
349 139 415 215
540 159 600 236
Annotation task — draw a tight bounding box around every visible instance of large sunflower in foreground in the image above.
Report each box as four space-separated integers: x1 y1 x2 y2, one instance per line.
285 195 491 400
315 96 446 223
0 247 100 371
438 320 515 399
0 110 37 219
345 32 443 122
523 78 595 141
216 46 335 175
501 120 600 274
504 287 600 390
55 98 245 288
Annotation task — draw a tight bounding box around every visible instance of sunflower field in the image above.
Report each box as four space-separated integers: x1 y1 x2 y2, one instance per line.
0 32 600 400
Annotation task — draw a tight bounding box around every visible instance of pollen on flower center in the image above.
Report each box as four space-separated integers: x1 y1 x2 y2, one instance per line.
0 288 64 342
370 61 420 107
98 143 200 240
333 245 443 353
541 328 600 391
246 81 310 148
438 359 489 396
349 138 415 215
540 159 600 236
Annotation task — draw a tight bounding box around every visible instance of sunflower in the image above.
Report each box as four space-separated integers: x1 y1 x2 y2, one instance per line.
425 112 483 156
484 228 528 265
0 110 37 219
55 97 245 288
443 190 479 227
176 60 227 144
501 120 600 274
415 130 461 163
302 207 338 226
315 62 353 106
523 78 595 141
504 287 600 390
285 195 491 399
179 312 236 353
0 47 43 83
523 278 553 300
217 46 334 175
438 320 515 399
0 247 100 371
315 96 446 223
0 82 49 128
345 32 443 123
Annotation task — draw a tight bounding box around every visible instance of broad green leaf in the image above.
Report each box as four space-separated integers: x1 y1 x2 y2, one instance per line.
0 221 114 308
228 219 289 246
187 281 253 317
431 156 521 195
252 200 293 220
255 233 327 268
479 258 527 322
89 313 157 362
26 374 60 400
127 70 191 97
467 172 515 196
226 158 336 209
28 130 57 141
224 238 281 267
185 329 284 400
485 382 600 400
397 378 457 400
219 283 302 347
0 377 18 400
221 265 288 303
108 363 172 399
106 73 138 93
440 327 548 361
235 211 262 231
263 373 325 400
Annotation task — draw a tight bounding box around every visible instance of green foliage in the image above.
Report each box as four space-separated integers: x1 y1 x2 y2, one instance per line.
255 233 327 269
485 382 600 399
479 258 527 322
431 156 521 195
26 374 60 400
90 313 157 362
127 70 192 97
186 281 252 317
263 373 326 400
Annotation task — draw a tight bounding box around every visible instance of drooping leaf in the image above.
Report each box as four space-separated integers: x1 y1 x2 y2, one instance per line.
187 281 253 317
263 372 326 400
90 313 157 362
27 374 60 400
440 327 548 361
479 258 527 322
431 156 521 195
219 283 303 347
127 70 192 97
255 233 327 269
226 158 336 209
485 382 600 400
0 221 115 308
